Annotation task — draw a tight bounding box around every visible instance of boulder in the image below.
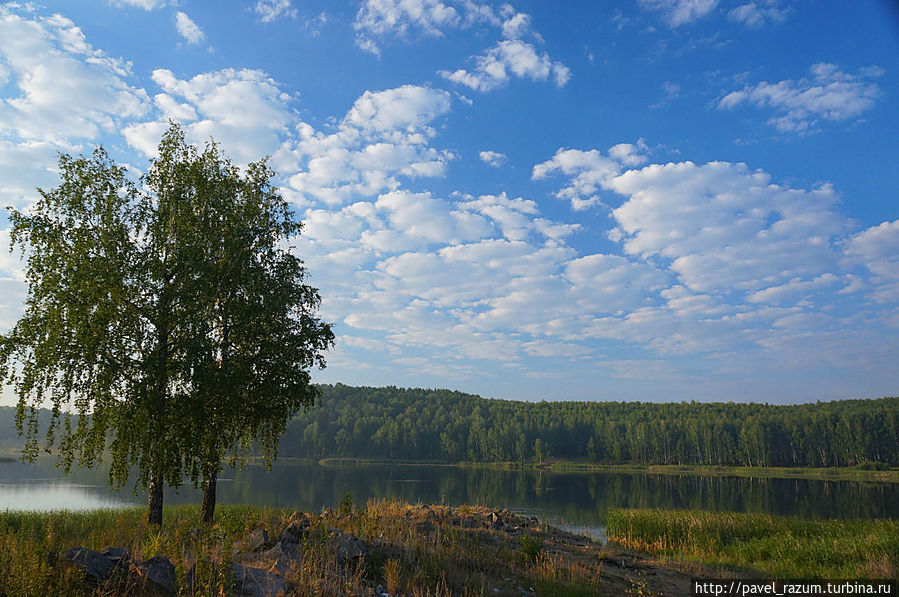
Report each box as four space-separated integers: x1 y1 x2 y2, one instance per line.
279 519 309 545
65 546 127 585
230 563 291 597
247 528 270 552
129 555 176 596
262 540 301 564
336 534 367 564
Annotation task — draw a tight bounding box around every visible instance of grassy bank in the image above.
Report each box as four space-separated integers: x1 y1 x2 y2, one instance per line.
606 508 899 579
544 462 899 482
0 499 707 596
318 457 899 483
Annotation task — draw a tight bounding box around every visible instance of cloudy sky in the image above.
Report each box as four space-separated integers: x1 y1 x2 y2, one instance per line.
1 1 897 404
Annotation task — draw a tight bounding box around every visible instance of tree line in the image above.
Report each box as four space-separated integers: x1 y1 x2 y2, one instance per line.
281 384 899 467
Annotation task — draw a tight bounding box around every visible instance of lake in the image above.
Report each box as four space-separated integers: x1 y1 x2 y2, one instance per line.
2 458 896 540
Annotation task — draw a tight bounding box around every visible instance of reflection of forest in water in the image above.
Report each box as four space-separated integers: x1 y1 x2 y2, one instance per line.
2 459 896 528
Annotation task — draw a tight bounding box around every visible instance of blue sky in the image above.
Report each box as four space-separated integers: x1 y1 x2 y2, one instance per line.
0 0 897 404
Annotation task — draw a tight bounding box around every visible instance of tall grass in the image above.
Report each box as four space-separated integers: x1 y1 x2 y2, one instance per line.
0 505 283 597
2 500 609 596
606 508 899 578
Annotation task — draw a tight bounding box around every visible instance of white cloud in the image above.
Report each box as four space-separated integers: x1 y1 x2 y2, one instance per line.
532 144 648 210
718 63 883 132
606 161 847 294
354 0 460 38
0 6 150 210
354 1 567 93
124 68 296 164
727 1 788 27
252 0 297 23
107 0 171 9
175 11 205 45
846 220 899 303
440 39 571 92
282 85 454 206
353 0 462 55
0 7 150 145
532 149 899 376
479 150 507 167
638 0 718 27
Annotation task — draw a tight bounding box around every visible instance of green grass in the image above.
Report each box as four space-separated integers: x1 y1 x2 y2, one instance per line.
545 462 899 482
0 505 285 597
0 501 610 596
606 508 899 579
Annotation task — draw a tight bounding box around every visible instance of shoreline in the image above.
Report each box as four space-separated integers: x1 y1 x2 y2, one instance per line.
314 457 899 483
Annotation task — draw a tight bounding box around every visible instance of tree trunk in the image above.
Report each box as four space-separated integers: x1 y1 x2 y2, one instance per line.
148 470 164 526
201 465 218 524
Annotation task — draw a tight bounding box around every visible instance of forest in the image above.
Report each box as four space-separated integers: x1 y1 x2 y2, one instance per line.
279 384 899 467
2 384 896 468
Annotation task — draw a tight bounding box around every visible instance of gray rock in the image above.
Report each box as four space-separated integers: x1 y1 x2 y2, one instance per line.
262 540 301 563
247 528 270 552
130 555 176 596
65 546 121 585
336 534 367 563
279 520 309 545
230 563 291 597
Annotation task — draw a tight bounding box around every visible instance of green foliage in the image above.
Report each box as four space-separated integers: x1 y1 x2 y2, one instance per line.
0 123 333 525
339 491 355 516
606 508 899 578
276 384 899 469
519 530 543 563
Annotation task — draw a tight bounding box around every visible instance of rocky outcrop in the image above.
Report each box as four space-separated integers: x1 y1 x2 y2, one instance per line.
64 547 176 596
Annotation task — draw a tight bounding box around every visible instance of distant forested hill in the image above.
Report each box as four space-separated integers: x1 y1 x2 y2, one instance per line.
2 387 897 467
280 385 899 467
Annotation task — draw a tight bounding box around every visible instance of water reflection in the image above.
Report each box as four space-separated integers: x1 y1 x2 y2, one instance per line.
1 459 896 533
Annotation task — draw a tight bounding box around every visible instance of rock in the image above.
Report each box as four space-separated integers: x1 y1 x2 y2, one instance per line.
279 520 309 544
247 528 270 552
130 555 176 596
262 540 301 564
336 534 367 564
230 563 291 597
65 546 125 585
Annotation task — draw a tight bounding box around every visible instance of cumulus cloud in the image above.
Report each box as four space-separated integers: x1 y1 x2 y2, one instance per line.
638 0 718 27
606 161 848 294
718 63 883 133
354 0 569 92
353 0 462 55
123 68 296 163
440 39 571 92
252 0 297 23
727 1 789 27
846 220 899 303
532 142 647 210
531 147 899 374
0 7 150 144
0 6 150 208
282 85 455 206
175 12 205 45
479 150 507 167
107 0 171 9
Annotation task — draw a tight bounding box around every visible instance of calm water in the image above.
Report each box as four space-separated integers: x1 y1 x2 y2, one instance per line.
2 459 896 539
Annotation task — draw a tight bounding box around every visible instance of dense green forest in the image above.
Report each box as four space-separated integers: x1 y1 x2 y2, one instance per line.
280 385 899 467
2 385 897 467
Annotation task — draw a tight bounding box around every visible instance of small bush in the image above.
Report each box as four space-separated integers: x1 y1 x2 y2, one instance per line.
519 531 544 563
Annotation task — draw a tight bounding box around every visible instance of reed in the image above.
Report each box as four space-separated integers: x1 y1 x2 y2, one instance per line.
606 508 899 578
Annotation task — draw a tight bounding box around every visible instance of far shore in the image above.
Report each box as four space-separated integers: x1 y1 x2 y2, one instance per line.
314 456 899 483
4 448 896 483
